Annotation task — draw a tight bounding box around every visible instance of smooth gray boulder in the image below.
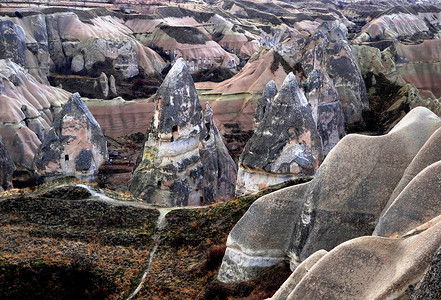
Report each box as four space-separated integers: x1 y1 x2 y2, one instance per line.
219 107 441 283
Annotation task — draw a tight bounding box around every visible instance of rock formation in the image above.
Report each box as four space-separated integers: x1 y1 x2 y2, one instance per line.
253 80 277 126
0 134 16 191
33 93 108 182
218 107 441 283
236 73 322 196
200 103 237 203
305 69 345 155
280 216 441 300
0 59 70 169
129 58 236 206
353 6 441 44
0 8 166 99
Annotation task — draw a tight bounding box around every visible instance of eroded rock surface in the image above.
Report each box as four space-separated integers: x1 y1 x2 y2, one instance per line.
0 59 70 169
219 107 441 282
33 93 108 181
236 73 322 195
129 59 236 206
0 135 15 191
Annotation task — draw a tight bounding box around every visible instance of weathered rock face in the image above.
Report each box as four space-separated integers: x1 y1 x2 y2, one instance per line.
353 42 441 132
0 59 70 169
200 103 237 203
353 6 441 44
0 135 16 191
236 73 322 196
129 58 236 206
253 80 277 126
281 23 368 127
270 249 328 300
305 69 345 155
218 107 441 283
283 216 441 300
33 93 108 181
0 8 166 99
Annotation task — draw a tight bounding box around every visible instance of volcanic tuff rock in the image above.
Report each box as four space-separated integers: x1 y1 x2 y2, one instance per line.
281 216 441 300
253 80 277 126
200 103 237 203
218 107 441 283
353 42 441 131
0 135 16 191
353 5 441 44
278 22 368 127
236 73 322 196
305 69 345 155
33 93 108 182
129 59 236 206
0 59 70 169
0 8 165 98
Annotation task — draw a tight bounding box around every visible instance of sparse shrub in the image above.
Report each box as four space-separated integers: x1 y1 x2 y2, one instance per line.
205 245 226 270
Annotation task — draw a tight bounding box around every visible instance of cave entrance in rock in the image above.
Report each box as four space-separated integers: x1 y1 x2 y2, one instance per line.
171 125 179 142
65 154 69 161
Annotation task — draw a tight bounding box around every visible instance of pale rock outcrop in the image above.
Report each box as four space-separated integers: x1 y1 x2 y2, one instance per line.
99 72 109 99
270 250 328 300
0 9 165 99
0 135 16 191
353 6 441 44
284 216 441 300
235 73 322 196
33 93 108 182
129 59 236 206
218 107 441 282
109 75 117 97
135 24 239 72
0 59 70 169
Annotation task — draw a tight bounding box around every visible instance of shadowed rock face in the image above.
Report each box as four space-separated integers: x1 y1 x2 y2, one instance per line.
236 72 323 196
219 107 441 283
33 93 108 182
254 80 277 126
0 135 15 191
200 103 237 203
410 246 441 300
129 58 236 207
